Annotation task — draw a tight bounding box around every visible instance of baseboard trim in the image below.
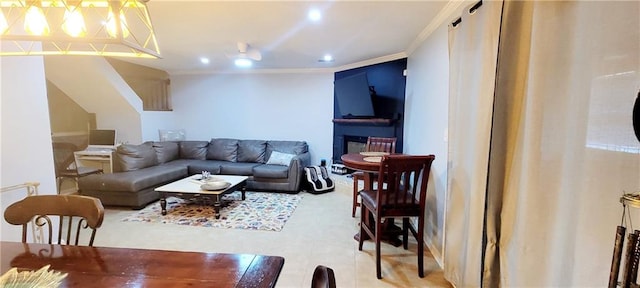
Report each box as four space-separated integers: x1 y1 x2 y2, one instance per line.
425 237 444 269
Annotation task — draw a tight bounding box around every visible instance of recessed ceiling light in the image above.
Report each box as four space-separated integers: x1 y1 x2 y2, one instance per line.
318 54 334 63
200 57 209 64
235 58 252 68
308 9 321 21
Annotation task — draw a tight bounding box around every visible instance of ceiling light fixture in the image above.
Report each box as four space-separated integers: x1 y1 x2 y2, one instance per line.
318 54 333 63
62 5 87 37
200 57 209 64
0 0 161 58
308 9 321 21
234 58 252 68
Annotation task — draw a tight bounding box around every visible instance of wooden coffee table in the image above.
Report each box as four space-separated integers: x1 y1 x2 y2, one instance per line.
154 174 248 219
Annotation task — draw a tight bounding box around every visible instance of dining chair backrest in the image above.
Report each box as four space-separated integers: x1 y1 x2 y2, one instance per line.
4 194 105 246
365 137 396 153
311 265 336 288
375 154 435 213
351 136 398 218
358 154 436 278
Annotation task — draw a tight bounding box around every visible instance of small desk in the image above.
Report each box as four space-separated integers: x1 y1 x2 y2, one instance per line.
74 150 114 173
342 153 403 247
0 241 285 287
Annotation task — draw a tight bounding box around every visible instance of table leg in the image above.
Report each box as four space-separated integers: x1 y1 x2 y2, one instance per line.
214 195 222 219
241 186 246 201
160 194 168 215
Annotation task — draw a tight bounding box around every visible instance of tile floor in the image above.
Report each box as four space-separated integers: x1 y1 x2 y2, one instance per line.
94 175 451 288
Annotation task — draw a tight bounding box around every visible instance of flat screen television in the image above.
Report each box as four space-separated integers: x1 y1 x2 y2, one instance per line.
334 72 375 118
88 129 116 148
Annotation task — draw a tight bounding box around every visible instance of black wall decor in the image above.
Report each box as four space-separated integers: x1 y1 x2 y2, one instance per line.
332 58 407 163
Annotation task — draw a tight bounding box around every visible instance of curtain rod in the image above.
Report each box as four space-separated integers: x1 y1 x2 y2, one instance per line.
451 0 484 27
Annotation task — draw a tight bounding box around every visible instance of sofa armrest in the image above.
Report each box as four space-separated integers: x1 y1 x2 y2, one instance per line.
287 152 311 191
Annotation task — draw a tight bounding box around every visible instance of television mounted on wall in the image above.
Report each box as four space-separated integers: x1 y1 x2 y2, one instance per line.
334 72 376 119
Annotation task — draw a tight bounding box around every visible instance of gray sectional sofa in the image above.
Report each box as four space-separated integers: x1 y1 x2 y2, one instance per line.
78 139 310 209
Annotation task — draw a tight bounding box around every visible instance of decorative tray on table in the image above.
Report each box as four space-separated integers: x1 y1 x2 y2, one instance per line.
359 151 389 157
363 156 383 163
200 181 231 191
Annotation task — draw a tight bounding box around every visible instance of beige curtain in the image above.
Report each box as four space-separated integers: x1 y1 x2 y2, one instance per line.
444 1 503 286
487 1 640 286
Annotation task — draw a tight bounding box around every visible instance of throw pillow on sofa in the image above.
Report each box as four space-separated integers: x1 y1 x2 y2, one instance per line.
116 142 158 171
265 151 296 166
207 138 238 162
153 141 179 164
237 140 267 163
179 141 209 160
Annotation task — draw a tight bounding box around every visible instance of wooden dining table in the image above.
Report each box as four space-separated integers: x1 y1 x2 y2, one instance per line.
341 152 403 247
0 241 284 287
341 153 384 189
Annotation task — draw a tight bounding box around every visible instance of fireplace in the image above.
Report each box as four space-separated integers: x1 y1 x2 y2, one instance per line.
332 58 407 164
332 119 402 164
344 135 368 154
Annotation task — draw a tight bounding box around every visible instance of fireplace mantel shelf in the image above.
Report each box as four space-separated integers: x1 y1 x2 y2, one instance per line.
332 118 395 126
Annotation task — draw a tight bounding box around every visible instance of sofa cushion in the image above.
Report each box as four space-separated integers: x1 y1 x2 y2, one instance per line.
265 151 295 166
253 164 289 179
207 138 238 162
116 142 158 172
179 141 209 160
153 141 179 164
266 141 308 160
220 162 261 176
237 140 267 163
78 165 187 192
185 160 223 175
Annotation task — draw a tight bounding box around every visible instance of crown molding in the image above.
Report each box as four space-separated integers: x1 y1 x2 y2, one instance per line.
169 67 336 76
333 52 408 72
170 52 410 76
406 0 469 55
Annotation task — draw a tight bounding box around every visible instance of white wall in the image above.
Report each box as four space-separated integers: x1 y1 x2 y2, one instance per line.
141 111 178 142
0 56 57 241
142 72 335 166
404 24 450 263
45 56 143 144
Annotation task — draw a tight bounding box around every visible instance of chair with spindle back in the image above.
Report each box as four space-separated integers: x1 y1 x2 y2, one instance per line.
4 194 105 246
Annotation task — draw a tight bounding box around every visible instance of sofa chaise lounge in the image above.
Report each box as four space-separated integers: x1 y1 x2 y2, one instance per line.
78 138 310 209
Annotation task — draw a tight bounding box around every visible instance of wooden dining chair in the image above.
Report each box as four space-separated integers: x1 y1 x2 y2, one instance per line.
52 142 103 194
352 137 397 217
358 154 435 279
4 194 105 246
311 265 337 288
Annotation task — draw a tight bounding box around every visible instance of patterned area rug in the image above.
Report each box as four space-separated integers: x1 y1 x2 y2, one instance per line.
122 191 302 232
